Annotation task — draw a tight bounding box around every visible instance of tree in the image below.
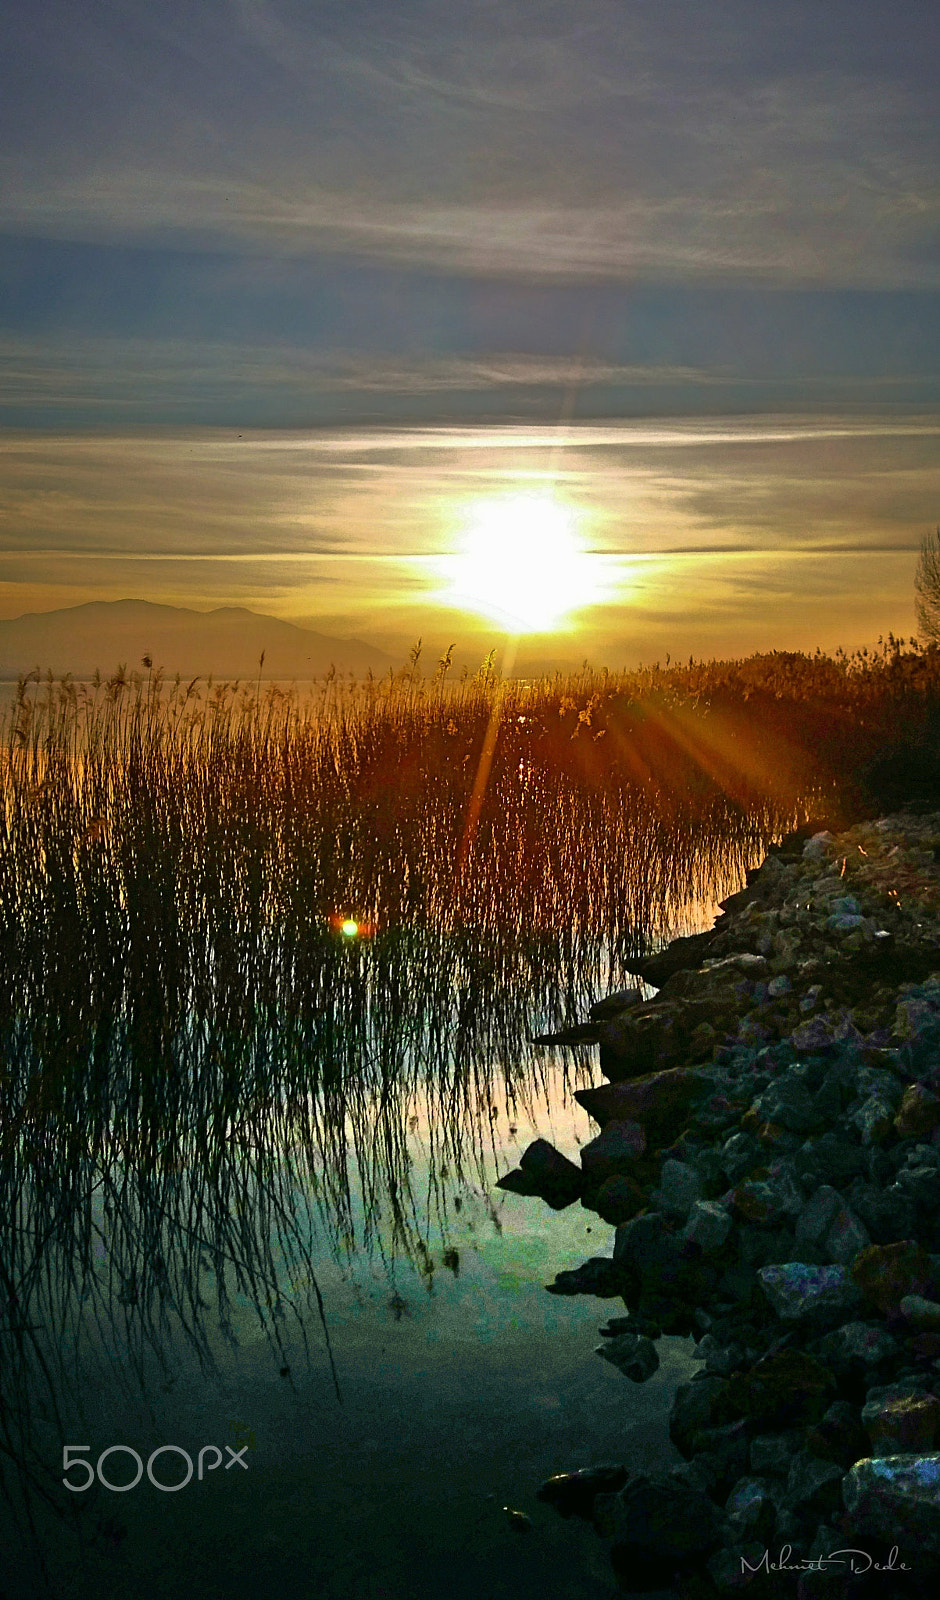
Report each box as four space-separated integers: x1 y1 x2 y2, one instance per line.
915 526 940 644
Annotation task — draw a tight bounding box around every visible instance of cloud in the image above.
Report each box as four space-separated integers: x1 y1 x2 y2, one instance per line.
2 168 936 288
0 332 718 407
0 1 936 287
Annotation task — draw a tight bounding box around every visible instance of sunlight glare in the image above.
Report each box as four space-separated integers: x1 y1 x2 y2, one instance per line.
441 493 603 632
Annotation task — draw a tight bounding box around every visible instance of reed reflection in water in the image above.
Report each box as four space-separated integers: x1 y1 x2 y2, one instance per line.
0 664 811 1586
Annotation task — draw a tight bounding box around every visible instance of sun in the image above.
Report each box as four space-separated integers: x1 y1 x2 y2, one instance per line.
441 493 602 632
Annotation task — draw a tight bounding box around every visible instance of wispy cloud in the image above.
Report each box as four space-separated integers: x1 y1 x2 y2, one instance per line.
1 0 936 286
0 333 715 407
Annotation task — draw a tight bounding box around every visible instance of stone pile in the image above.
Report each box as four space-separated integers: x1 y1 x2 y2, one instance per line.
500 810 940 1596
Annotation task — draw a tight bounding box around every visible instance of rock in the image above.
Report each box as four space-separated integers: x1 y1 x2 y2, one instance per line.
515 1138 584 1207
597 1005 690 1081
896 1164 940 1209
719 1130 762 1183
578 1120 647 1184
493 1166 544 1199
723 1349 837 1429
732 1169 803 1225
782 1451 844 1518
670 1377 730 1456
614 1210 668 1271
599 1310 662 1340
845 1178 916 1244
624 930 717 986
536 1464 628 1519
585 1174 648 1225
803 1400 869 1467
900 1294 940 1331
590 988 644 1021
814 1320 901 1375
795 1185 842 1246
803 831 835 860
652 1158 703 1219
600 1473 724 1560
706 1542 769 1593
595 1332 659 1382
749 1429 804 1475
790 1017 836 1054
796 1129 866 1188
827 894 861 915
695 1335 746 1377
613 1212 705 1305
895 1083 940 1139
851 1240 939 1315
682 1200 734 1254
724 1475 776 1542
688 1421 751 1487
843 1452 940 1553
851 1094 899 1145
530 1021 600 1046
758 1262 863 1325
862 1391 940 1454
896 996 940 1040
824 1206 870 1267
545 1257 630 1298
574 1067 708 1141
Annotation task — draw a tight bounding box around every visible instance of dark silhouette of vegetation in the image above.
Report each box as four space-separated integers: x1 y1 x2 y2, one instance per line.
915 526 940 645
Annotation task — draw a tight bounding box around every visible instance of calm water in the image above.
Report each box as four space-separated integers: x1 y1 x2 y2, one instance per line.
4 1071 700 1600
0 928 729 1600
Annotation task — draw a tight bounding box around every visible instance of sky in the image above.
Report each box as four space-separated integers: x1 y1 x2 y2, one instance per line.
0 0 938 667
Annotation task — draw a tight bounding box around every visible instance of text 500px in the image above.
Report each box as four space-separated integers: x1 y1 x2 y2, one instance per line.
62 1445 249 1492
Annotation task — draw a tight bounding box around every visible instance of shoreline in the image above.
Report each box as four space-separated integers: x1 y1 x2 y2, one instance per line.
501 807 940 1597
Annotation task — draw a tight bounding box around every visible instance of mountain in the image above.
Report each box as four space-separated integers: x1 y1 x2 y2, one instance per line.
0 600 398 681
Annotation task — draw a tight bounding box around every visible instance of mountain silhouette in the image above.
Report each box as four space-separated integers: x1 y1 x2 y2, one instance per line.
0 600 398 681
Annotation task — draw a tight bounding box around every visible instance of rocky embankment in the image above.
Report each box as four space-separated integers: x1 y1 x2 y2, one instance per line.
498 810 940 1597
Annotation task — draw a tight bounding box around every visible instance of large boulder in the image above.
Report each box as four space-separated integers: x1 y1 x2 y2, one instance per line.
757 1262 864 1325
670 1376 730 1457
596 1004 688 1080
843 1452 940 1553
578 1120 646 1185
851 1240 940 1315
722 1349 837 1430
624 929 717 986
575 1068 710 1143
585 1173 648 1225
862 1390 940 1455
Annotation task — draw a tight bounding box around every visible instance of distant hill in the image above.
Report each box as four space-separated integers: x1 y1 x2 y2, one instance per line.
0 600 398 681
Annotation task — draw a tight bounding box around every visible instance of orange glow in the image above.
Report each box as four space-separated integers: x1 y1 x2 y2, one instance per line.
328 914 378 939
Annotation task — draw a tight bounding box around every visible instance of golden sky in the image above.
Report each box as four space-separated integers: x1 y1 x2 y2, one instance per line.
1 415 935 669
